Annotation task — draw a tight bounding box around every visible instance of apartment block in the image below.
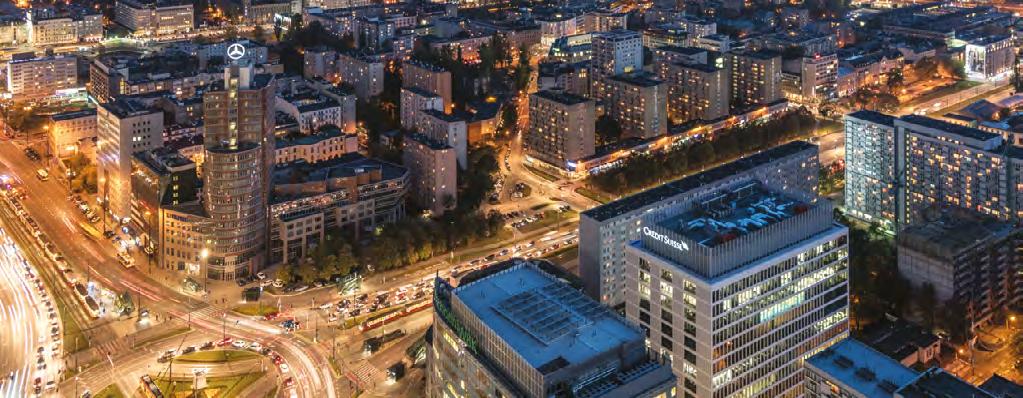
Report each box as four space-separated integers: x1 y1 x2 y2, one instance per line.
580 141 819 307
843 110 898 231
599 73 668 139
418 109 467 169
304 47 338 80
898 210 1021 330
965 35 1015 82
659 60 729 124
131 147 200 265
400 87 443 130
726 50 783 110
428 259 678 398
624 182 848 398
592 29 643 78
6 54 76 101
803 338 921 398
403 60 452 113
338 52 384 98
524 90 595 171
275 95 348 134
403 133 457 215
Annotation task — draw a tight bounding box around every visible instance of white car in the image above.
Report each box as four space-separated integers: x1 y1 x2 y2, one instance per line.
260 280 273 288
248 342 262 351
272 280 284 288
256 272 267 280
232 340 249 349
279 363 290 373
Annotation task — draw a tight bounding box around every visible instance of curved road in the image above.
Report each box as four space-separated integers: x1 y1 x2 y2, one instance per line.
0 142 336 398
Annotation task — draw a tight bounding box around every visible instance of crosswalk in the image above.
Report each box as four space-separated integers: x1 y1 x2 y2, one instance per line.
348 360 383 387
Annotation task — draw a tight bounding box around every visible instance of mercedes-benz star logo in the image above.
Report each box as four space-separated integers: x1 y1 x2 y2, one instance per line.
227 43 246 61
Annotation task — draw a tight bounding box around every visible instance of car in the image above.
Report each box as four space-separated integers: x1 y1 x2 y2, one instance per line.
182 346 196 355
231 340 248 349
272 354 283 365
37 346 44 354
34 386 41 397
216 337 233 347
248 342 262 351
200 341 214 350
263 311 280 321
44 381 55 391
256 272 267 280
235 277 248 287
80 391 91 398
283 377 295 387
33 377 41 386
279 363 290 373
328 314 338 323
36 362 45 370
102 231 114 239
260 279 273 288
318 302 333 310
36 356 44 365
272 279 284 288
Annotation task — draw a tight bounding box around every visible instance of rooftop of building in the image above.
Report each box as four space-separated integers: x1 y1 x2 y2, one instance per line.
405 132 452 150
653 182 809 248
133 147 195 174
453 262 643 372
608 72 662 87
979 374 1023 398
421 109 467 123
275 127 349 149
806 339 920 398
293 97 342 113
859 319 940 364
898 210 1015 260
730 49 780 60
271 153 405 192
594 28 641 40
655 45 707 56
402 86 440 98
404 58 448 72
101 97 159 119
533 90 591 106
898 114 1000 142
50 108 97 121
847 110 897 126
895 368 995 398
674 61 720 73
582 140 816 222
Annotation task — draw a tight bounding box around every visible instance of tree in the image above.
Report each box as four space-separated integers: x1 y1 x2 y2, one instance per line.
253 25 266 43
115 291 134 316
296 260 319 284
275 264 294 283
500 103 517 134
595 115 623 147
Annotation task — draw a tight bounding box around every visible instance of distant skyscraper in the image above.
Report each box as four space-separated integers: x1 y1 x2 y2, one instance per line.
428 259 678 398
625 181 849 398
200 65 275 279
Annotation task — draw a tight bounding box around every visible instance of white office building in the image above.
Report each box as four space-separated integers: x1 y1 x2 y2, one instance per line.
625 182 849 398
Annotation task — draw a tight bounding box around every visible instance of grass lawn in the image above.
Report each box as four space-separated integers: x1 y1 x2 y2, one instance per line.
524 165 560 182
232 302 279 316
517 210 578 234
173 350 260 364
574 187 613 204
94 384 126 398
151 372 265 398
131 325 190 349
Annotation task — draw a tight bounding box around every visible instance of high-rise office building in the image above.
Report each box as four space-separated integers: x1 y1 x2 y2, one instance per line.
428 259 678 398
726 50 783 110
98 98 165 223
200 65 275 279
524 90 596 171
625 181 849 398
843 110 898 231
115 0 194 36
580 141 820 307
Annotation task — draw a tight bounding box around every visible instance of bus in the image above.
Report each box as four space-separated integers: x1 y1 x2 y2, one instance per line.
35 169 48 181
